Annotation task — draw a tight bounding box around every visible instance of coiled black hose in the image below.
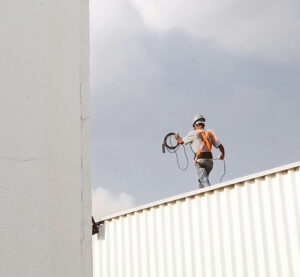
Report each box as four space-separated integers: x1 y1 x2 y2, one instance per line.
162 132 178 153
162 132 189 171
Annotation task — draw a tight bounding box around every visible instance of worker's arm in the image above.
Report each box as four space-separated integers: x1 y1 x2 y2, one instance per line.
174 133 184 144
218 144 225 160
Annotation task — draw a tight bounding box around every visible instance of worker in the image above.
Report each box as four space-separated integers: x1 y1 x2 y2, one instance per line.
174 115 225 188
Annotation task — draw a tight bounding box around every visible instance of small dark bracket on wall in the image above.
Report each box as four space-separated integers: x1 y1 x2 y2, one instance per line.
92 216 99 235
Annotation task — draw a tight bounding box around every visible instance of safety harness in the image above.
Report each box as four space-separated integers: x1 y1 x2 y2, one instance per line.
194 130 215 163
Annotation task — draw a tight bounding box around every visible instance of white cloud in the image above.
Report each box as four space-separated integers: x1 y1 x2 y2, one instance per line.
92 186 136 220
130 0 300 61
90 0 166 95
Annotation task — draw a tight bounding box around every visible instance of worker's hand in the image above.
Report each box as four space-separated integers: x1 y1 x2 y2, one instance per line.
174 133 184 144
194 155 198 164
219 153 225 160
174 133 179 139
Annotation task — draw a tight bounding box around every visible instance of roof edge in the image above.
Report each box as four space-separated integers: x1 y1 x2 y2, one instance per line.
98 161 300 223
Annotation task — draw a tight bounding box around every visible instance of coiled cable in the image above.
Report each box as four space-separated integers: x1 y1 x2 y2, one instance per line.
162 133 189 171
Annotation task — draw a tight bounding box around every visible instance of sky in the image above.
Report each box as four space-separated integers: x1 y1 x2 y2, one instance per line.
90 0 300 220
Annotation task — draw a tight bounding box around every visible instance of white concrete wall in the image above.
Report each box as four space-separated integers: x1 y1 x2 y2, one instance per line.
0 1 92 277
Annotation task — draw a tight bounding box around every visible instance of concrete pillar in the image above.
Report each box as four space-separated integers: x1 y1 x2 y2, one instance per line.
0 1 92 276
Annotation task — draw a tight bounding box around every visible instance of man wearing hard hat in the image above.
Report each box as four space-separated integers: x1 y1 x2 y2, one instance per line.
174 115 225 188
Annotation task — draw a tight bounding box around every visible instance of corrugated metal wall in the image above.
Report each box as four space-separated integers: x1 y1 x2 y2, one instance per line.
93 163 300 277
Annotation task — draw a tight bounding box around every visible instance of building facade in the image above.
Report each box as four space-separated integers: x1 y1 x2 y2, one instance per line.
93 162 300 277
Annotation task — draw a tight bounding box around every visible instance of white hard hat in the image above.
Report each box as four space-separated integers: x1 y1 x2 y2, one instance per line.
192 114 206 126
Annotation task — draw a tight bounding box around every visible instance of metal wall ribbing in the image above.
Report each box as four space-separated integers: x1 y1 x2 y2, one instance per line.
93 163 300 277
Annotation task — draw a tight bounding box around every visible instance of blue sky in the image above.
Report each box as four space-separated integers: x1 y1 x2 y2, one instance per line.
90 0 300 219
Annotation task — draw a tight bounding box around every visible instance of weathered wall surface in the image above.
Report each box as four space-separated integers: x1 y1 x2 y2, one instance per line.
0 1 91 276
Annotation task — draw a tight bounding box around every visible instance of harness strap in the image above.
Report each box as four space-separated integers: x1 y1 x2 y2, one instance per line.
201 131 211 151
207 130 217 142
194 130 212 163
194 141 204 163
